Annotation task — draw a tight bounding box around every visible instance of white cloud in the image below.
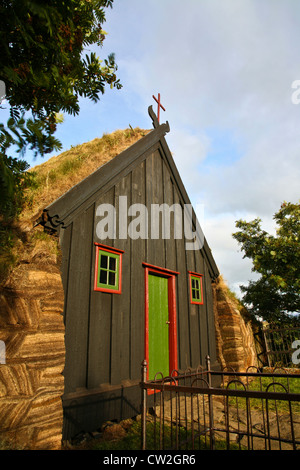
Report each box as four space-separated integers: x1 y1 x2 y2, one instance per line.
27 0 300 297
166 128 210 193
128 0 300 296
199 210 261 297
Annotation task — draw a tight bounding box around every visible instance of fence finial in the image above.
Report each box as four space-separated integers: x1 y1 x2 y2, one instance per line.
141 360 148 450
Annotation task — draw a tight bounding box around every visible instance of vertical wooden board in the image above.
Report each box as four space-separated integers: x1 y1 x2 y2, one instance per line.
110 172 132 385
162 159 177 272
194 248 206 366
59 223 72 322
173 189 190 370
185 242 201 368
130 161 146 380
195 250 210 366
185 214 202 368
203 262 217 365
145 151 165 268
64 205 94 393
87 188 114 388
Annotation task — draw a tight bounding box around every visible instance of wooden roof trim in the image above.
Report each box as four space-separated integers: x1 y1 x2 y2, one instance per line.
40 108 219 278
43 120 170 224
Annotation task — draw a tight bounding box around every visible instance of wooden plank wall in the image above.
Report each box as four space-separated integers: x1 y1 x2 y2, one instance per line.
60 147 218 396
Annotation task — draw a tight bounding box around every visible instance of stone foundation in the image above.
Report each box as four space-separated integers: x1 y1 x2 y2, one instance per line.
0 237 65 450
0 240 260 448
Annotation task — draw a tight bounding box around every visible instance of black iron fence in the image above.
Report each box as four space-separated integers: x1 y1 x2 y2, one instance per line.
260 326 300 368
140 358 300 450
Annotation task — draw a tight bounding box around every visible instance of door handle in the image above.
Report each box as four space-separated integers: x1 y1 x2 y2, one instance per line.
166 321 170 325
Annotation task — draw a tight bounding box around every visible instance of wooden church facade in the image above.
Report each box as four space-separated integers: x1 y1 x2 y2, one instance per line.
41 108 219 440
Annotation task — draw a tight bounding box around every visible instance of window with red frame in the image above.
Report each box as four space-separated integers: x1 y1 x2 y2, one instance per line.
188 271 204 304
94 244 123 294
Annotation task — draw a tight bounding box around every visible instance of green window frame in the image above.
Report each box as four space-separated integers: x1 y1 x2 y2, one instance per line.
188 271 204 305
94 243 123 294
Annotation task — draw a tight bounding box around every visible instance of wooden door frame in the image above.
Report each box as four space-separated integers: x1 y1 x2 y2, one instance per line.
143 262 179 381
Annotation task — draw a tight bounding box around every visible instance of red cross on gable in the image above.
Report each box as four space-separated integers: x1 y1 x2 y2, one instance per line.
152 93 166 123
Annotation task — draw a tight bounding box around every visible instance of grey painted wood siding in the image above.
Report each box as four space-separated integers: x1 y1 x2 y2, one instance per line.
60 146 218 396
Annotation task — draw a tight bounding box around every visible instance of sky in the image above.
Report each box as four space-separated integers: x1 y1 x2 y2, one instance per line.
2 0 300 297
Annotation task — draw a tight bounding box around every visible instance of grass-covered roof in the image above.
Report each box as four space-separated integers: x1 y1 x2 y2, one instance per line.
1 128 148 283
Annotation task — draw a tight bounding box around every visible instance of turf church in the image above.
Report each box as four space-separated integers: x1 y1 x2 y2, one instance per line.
40 104 220 439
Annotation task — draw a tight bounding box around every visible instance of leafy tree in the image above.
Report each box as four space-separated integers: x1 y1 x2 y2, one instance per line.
233 202 300 325
0 0 121 220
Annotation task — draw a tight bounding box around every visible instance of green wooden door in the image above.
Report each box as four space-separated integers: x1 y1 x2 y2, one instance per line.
148 274 170 380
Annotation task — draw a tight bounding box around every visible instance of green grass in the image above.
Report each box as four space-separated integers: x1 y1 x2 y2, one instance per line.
87 420 242 451
30 154 86 190
227 375 300 414
0 223 18 283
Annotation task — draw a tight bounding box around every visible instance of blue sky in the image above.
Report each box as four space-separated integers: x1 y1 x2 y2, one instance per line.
2 0 300 296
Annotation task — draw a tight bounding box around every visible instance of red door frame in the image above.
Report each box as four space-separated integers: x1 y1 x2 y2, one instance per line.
143 262 179 381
